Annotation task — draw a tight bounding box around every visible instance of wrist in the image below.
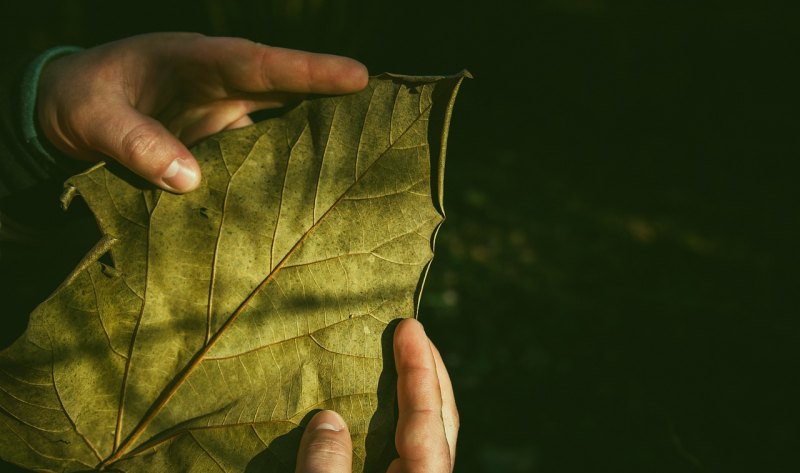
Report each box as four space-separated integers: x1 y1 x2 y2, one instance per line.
20 46 84 171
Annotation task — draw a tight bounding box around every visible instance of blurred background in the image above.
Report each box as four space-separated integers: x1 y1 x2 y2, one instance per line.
1 1 798 472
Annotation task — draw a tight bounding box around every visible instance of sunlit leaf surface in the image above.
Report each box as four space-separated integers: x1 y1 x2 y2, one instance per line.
0 72 467 472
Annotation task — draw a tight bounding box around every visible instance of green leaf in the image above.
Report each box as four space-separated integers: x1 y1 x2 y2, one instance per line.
0 72 467 472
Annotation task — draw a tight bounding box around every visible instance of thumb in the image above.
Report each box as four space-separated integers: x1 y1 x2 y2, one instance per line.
88 105 201 193
295 410 352 473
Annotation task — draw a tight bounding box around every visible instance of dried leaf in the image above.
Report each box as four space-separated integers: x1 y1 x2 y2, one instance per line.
0 72 467 472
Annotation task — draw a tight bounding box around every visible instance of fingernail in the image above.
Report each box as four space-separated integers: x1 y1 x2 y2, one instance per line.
162 158 198 192
312 410 346 432
316 423 340 431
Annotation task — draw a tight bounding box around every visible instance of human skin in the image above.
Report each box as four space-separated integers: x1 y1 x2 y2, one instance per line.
37 32 368 193
295 319 458 473
35 33 458 472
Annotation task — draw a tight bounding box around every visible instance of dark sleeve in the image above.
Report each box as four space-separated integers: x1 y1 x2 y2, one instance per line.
0 48 98 344
0 50 53 197
0 46 84 199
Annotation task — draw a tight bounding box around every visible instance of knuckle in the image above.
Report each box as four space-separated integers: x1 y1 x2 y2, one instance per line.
299 56 314 91
305 437 351 461
257 48 275 91
120 123 160 163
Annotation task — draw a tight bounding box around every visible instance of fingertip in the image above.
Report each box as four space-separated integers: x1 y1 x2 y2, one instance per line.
307 410 347 432
397 317 424 332
346 60 369 91
319 54 369 93
161 157 201 193
296 410 353 473
394 318 426 351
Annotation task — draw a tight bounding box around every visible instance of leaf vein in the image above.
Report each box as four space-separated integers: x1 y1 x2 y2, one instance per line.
106 90 434 465
206 311 385 361
0 414 95 468
188 431 228 472
87 270 127 360
49 348 103 462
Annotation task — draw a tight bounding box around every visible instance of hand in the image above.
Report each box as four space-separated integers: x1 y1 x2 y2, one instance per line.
36 33 368 193
294 319 459 473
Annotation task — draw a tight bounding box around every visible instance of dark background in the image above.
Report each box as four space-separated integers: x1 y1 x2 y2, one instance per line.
1 1 799 472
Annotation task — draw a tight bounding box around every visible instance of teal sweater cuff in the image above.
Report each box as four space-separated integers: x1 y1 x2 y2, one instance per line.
20 46 83 168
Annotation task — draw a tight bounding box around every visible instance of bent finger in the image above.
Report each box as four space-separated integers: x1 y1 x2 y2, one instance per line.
295 410 352 473
224 115 254 130
87 104 200 193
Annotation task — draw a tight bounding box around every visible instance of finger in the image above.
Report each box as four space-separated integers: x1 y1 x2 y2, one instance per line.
430 341 459 468
168 103 257 146
185 37 368 95
389 319 451 473
295 410 352 473
224 115 254 130
252 45 369 94
87 104 201 193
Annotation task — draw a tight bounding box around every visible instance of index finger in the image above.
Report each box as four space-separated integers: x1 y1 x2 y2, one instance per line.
389 319 452 473
181 36 369 95
254 45 369 94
